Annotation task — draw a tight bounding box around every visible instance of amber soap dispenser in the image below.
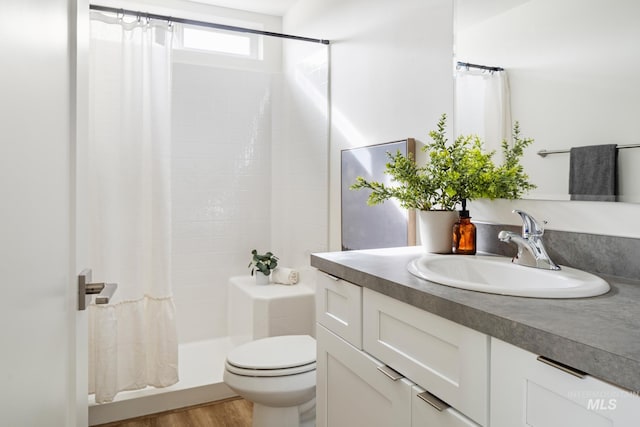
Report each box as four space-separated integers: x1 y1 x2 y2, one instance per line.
452 199 476 255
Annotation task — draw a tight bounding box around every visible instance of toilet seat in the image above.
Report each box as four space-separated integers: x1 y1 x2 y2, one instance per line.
225 361 316 377
226 335 316 377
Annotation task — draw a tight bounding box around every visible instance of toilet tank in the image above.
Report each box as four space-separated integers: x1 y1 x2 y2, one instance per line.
227 276 315 346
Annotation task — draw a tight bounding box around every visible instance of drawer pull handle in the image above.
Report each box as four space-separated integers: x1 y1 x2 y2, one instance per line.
321 272 340 281
377 365 403 381
417 391 451 412
537 356 586 379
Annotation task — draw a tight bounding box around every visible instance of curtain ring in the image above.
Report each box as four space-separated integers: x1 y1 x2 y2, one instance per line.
117 8 124 21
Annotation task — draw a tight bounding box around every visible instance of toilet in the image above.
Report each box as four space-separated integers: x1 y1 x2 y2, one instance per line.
224 276 316 427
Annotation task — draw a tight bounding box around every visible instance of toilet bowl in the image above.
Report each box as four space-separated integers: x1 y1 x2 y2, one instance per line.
223 335 317 427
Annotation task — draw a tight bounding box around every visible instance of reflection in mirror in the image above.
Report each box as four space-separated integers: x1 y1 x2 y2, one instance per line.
454 0 640 202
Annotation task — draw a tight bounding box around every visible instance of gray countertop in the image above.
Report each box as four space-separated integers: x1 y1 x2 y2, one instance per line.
310 246 640 392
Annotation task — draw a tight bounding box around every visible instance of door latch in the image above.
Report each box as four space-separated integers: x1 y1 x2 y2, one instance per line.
78 269 118 311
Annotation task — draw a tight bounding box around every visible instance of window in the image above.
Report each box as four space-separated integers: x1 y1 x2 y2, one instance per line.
177 25 261 59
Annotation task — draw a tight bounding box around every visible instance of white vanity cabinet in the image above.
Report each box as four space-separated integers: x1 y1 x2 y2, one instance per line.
363 288 489 426
316 325 413 427
316 325 481 427
491 338 640 426
315 267 640 427
316 272 362 349
412 386 481 427
316 273 485 427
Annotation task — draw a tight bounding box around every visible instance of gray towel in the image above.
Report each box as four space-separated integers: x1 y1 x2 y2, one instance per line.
569 144 617 201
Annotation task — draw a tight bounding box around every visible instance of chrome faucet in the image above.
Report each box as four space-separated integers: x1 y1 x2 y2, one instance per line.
498 210 560 270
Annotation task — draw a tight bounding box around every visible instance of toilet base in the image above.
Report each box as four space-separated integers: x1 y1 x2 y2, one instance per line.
251 398 315 427
252 404 296 427
299 397 316 427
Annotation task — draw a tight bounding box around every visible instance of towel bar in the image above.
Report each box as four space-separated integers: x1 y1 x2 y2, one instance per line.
537 143 640 157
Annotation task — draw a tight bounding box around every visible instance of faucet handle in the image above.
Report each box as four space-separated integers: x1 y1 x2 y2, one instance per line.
513 209 546 238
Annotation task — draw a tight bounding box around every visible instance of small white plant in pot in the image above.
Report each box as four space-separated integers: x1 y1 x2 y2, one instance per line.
248 249 279 285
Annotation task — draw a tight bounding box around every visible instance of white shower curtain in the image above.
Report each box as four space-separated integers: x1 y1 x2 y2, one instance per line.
88 12 178 403
455 67 512 161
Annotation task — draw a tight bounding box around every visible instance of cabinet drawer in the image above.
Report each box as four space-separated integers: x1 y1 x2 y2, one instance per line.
363 288 488 426
316 271 362 348
316 325 412 427
491 338 640 427
412 386 480 427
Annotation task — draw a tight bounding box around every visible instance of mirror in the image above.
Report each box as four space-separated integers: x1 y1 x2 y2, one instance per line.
455 0 640 202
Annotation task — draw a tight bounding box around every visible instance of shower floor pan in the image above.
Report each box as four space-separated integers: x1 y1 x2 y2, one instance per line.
89 337 236 426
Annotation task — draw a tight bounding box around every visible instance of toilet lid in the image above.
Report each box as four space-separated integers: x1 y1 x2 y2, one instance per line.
226 335 316 371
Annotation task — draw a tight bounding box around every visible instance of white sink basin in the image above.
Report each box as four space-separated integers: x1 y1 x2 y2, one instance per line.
407 255 610 298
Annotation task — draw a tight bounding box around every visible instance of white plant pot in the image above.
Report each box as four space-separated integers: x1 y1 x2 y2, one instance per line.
417 210 458 254
255 273 270 285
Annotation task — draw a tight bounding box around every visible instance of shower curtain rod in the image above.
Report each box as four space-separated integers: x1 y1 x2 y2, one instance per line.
456 61 504 72
89 4 330 45
537 143 640 157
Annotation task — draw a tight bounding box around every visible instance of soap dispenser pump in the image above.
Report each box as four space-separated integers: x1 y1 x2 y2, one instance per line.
452 199 476 255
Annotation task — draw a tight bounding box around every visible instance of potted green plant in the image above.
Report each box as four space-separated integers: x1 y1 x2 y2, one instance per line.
248 249 279 285
350 114 535 253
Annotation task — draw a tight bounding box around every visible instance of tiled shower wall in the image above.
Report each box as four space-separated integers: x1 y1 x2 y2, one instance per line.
171 43 328 343
171 64 273 342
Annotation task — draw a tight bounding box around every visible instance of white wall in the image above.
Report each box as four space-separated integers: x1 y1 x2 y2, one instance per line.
284 0 640 243
97 0 283 31
171 64 275 342
284 0 455 250
271 39 329 268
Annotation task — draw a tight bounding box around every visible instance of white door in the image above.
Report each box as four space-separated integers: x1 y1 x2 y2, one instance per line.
74 0 90 425
0 0 87 425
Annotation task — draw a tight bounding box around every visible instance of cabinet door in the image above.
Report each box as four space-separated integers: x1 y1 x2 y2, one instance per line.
491 338 640 427
363 288 489 426
316 271 363 348
412 385 481 427
316 324 412 427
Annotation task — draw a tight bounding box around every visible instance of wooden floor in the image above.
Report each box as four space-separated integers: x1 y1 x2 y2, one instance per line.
94 397 253 427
